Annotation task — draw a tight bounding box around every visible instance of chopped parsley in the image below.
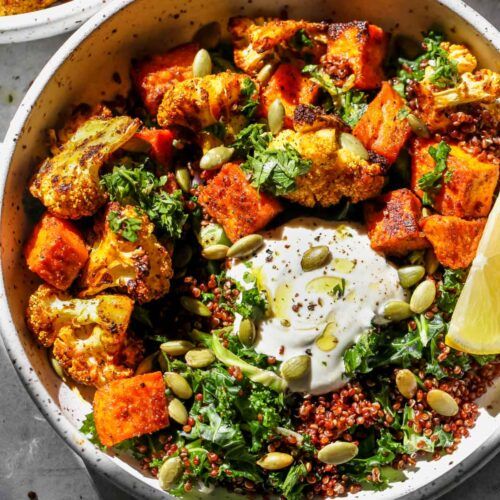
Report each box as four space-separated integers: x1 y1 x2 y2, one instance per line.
239 78 259 118
331 278 347 298
107 210 142 242
291 29 313 49
204 122 227 140
101 160 188 239
236 283 268 322
417 141 452 206
232 123 272 157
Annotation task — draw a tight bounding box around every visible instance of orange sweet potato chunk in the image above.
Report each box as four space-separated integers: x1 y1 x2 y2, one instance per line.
131 43 199 115
364 188 429 256
198 163 283 242
25 212 88 290
260 64 320 128
411 139 499 218
93 372 169 447
353 82 412 164
420 215 486 269
322 21 388 90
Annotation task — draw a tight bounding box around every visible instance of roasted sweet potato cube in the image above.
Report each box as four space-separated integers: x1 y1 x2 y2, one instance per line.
260 64 320 128
25 213 88 290
420 215 486 269
322 21 388 90
364 188 429 256
353 82 412 164
411 139 499 218
93 372 169 447
135 128 176 167
131 43 199 115
198 163 283 242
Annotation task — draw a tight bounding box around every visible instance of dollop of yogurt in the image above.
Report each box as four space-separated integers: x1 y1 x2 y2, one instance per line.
227 217 406 395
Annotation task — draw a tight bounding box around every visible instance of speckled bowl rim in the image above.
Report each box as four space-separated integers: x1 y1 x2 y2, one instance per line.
0 0 499 498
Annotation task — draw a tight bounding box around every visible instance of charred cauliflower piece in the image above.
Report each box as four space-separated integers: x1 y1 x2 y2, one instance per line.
157 72 252 131
270 127 385 207
30 116 140 219
79 203 173 303
228 17 327 75
26 284 143 387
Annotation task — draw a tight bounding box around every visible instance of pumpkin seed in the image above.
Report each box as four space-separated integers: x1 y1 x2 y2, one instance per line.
200 145 234 170
339 132 369 160
180 296 212 317
318 442 358 465
199 222 231 248
256 452 294 470
173 243 193 268
185 348 216 368
280 355 311 381
135 352 157 375
407 113 430 138
193 21 221 49
425 249 440 275
397 265 425 288
382 300 413 321
164 372 193 399
202 244 229 260
160 340 195 356
227 234 264 258
168 398 189 425
301 245 331 271
192 48 212 77
175 166 191 193
257 63 275 83
421 207 432 218
396 369 417 399
268 98 285 135
158 352 169 372
49 354 66 381
427 389 459 417
158 456 184 491
238 318 256 347
410 280 436 313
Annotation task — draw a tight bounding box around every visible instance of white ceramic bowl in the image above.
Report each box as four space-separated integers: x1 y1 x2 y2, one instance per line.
0 0 109 44
0 0 499 498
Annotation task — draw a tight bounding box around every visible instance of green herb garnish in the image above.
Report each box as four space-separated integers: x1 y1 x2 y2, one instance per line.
107 210 142 242
239 78 259 118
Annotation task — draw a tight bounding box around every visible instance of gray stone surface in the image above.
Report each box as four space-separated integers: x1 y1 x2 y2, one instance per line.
0 1 498 499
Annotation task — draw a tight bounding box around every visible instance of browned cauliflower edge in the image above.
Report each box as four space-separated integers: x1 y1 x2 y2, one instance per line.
78 203 173 304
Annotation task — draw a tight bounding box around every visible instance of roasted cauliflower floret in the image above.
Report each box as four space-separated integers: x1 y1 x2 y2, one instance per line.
423 42 477 81
78 203 173 303
157 72 253 131
228 17 327 75
30 116 141 219
26 284 143 387
270 127 385 207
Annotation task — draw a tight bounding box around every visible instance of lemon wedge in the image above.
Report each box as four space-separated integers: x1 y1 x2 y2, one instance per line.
446 197 500 354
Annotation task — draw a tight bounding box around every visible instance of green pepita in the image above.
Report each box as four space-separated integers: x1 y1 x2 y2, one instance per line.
339 132 369 160
318 442 358 465
185 348 216 368
173 243 193 268
268 98 285 135
397 265 425 288
425 249 440 275
410 280 436 313
407 113 430 138
202 244 229 260
164 372 193 399
396 369 417 399
158 456 184 491
257 63 275 83
135 352 157 375
168 398 189 425
175 166 191 193
192 48 212 77
427 389 459 417
238 318 256 347
198 222 231 248
382 300 413 321
280 355 311 381
256 452 294 470
160 340 195 356
180 296 212 317
200 145 234 170
301 245 331 271
49 354 66 381
193 21 221 49
227 234 264 258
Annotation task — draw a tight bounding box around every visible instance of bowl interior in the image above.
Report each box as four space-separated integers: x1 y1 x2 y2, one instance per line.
0 0 499 498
